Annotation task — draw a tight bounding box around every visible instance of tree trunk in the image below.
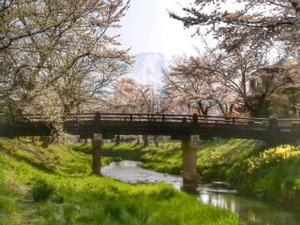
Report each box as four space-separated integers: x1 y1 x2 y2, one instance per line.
136 136 141 145
142 135 149 147
41 136 50 148
115 135 121 145
154 135 159 148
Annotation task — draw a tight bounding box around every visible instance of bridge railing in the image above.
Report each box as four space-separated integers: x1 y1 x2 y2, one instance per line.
11 113 270 124
68 113 267 125
275 118 300 133
10 113 300 132
68 113 196 123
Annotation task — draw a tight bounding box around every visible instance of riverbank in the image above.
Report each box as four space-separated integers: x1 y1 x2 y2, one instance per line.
88 139 300 210
0 138 239 225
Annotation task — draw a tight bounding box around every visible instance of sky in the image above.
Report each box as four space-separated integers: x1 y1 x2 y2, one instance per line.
116 0 201 60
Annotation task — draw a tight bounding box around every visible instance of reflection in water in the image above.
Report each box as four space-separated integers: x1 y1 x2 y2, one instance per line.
102 161 300 225
198 188 300 225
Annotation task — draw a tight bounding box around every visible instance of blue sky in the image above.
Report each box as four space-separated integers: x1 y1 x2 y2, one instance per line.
116 0 200 59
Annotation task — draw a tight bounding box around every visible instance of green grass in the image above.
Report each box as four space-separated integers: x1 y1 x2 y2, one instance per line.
196 139 264 183
0 138 239 225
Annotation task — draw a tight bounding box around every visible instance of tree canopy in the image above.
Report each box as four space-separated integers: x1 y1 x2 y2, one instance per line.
0 0 132 134
163 43 299 117
168 0 300 117
171 0 300 52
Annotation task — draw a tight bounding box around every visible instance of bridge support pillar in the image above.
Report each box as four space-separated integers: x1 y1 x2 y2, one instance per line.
92 133 103 176
180 135 200 194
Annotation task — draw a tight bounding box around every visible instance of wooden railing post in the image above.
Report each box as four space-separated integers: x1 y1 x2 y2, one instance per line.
268 117 278 133
268 117 279 145
94 112 101 121
247 119 254 129
192 113 198 124
92 133 103 176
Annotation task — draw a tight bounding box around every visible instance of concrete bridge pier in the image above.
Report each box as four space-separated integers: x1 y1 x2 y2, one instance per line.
92 133 103 176
180 135 200 194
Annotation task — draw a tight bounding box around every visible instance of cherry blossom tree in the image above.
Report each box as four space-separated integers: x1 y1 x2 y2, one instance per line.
0 0 132 134
163 55 239 116
163 43 298 117
170 0 300 52
169 1 300 117
107 78 165 114
106 77 168 146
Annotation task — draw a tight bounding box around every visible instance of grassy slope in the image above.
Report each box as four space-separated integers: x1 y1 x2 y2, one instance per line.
0 138 239 225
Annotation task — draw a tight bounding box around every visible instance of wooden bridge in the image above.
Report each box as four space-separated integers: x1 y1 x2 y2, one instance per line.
1 112 299 191
1 112 300 143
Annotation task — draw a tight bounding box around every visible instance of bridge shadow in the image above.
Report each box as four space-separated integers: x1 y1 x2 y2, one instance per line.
68 143 93 154
102 144 146 162
69 143 146 160
6 150 56 174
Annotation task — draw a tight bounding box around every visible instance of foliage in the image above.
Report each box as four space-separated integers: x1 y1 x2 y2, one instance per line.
171 1 300 52
170 1 300 117
196 139 264 183
163 42 297 117
0 138 239 224
140 143 183 173
31 179 55 202
163 54 237 115
247 145 300 175
106 78 166 114
0 0 132 135
268 87 300 117
245 145 300 204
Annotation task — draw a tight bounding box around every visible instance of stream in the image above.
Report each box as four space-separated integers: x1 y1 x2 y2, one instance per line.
102 161 300 225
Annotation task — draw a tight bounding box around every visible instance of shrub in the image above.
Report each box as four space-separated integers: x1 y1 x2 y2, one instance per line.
31 179 55 202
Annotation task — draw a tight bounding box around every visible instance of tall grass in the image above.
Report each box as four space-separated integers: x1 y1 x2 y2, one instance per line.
0 139 239 225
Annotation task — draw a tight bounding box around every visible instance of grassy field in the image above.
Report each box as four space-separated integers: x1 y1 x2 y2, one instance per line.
0 138 239 225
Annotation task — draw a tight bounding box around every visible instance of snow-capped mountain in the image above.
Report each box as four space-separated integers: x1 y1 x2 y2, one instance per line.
127 52 168 88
